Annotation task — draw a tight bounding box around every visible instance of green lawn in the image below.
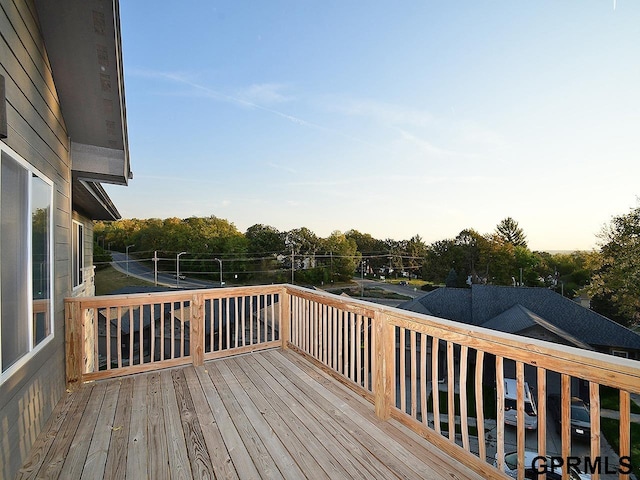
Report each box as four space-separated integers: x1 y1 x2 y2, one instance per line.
328 286 411 300
600 386 640 414
426 382 497 420
600 418 639 472
386 278 428 287
94 265 155 295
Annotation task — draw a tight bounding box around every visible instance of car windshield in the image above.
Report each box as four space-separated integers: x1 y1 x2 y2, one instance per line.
525 402 536 416
504 452 518 470
571 405 590 422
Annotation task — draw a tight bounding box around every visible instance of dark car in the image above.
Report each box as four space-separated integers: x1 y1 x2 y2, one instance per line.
547 394 591 440
495 451 590 479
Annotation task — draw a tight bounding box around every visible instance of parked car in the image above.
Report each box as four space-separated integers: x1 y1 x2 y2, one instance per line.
503 378 538 430
547 394 591 440
495 451 591 479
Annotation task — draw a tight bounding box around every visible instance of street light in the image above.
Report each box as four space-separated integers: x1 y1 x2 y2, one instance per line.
125 244 135 276
176 251 187 287
214 258 223 287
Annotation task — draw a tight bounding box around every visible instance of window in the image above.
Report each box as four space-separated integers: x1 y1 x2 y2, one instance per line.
72 221 84 288
612 350 629 358
1 146 53 379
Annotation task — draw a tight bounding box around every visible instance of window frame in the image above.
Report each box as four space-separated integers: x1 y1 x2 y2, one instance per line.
611 349 629 359
0 142 55 383
72 220 84 289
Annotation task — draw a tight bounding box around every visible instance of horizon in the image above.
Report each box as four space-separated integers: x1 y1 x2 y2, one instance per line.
102 214 598 254
105 1 640 252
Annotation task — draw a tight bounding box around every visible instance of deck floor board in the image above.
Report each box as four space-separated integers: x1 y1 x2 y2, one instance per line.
18 349 484 479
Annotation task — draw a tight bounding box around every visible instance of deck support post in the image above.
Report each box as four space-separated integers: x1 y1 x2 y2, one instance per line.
281 287 291 349
374 312 394 420
191 293 204 366
65 299 84 389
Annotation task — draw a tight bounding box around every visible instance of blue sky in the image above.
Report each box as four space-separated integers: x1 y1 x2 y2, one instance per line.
107 1 640 251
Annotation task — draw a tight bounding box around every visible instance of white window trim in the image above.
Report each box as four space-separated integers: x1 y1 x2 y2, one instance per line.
0 142 55 383
72 220 84 290
611 349 629 358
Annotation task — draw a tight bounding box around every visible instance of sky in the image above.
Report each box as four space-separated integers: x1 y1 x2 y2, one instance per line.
107 1 640 251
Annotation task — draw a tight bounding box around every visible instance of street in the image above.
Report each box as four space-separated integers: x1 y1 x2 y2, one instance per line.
109 251 220 289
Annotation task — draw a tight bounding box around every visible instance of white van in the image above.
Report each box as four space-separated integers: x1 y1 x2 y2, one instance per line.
503 378 538 430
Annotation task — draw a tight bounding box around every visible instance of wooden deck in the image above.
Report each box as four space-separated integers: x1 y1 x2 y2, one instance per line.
16 348 484 479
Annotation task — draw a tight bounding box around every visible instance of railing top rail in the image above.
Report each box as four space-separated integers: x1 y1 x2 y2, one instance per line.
64 284 285 308
283 284 640 392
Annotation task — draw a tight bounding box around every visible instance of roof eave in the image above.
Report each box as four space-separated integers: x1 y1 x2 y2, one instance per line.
35 0 131 185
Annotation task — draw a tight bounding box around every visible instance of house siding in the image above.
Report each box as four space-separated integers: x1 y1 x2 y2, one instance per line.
0 0 71 477
71 212 96 298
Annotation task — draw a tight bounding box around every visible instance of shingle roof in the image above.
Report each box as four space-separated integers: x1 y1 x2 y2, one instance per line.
398 285 640 351
398 288 472 324
481 304 593 350
472 285 640 350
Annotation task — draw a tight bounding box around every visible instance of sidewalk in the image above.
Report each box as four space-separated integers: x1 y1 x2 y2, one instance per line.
600 408 640 423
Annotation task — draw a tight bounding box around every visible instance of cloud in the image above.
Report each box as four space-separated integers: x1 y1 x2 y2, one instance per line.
396 129 482 160
322 97 433 128
236 83 293 105
134 174 221 185
129 68 313 127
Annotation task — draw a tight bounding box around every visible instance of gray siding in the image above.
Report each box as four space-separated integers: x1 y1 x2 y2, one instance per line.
0 0 71 477
71 212 96 298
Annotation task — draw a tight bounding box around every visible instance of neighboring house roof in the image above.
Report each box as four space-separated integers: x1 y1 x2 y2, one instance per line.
399 288 473 324
398 285 640 352
480 304 593 351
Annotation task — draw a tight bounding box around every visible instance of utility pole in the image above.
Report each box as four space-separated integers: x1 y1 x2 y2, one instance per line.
125 244 135 276
153 250 158 286
214 258 223 286
176 251 187 287
330 251 333 283
291 248 295 284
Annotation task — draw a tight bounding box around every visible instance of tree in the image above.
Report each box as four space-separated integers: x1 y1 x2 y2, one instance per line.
445 268 458 287
405 235 427 276
345 230 388 274
423 239 458 284
495 217 527 248
245 224 285 255
321 231 359 281
588 203 640 328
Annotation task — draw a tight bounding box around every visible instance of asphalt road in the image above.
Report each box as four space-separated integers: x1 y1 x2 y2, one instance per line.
353 278 425 299
110 251 220 289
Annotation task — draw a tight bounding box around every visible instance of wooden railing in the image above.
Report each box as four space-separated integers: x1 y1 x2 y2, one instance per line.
65 286 281 383
66 284 640 480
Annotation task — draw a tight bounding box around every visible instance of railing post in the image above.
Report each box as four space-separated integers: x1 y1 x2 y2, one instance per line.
374 311 394 420
191 293 204 366
280 287 290 349
65 299 83 389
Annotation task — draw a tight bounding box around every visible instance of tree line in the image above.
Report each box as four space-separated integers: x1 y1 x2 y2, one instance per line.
94 205 640 329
